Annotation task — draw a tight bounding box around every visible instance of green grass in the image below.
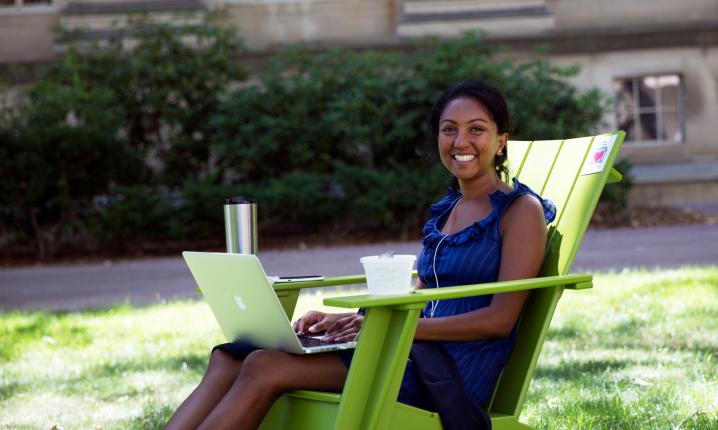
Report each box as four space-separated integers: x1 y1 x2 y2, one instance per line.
1 266 717 429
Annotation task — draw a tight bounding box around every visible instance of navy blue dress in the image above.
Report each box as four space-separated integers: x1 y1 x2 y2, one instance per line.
401 178 556 409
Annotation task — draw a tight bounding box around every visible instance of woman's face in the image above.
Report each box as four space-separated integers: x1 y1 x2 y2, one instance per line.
437 97 507 184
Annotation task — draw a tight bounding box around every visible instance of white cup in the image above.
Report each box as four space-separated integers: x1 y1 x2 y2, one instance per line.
360 255 416 296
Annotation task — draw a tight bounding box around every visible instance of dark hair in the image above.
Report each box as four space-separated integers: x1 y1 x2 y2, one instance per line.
429 80 511 181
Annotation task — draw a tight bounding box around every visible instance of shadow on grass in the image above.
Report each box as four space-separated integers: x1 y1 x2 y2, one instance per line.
0 352 208 403
547 323 584 340
52 352 209 399
534 358 632 381
560 396 718 430
549 317 646 343
120 401 175 430
681 411 718 429
91 352 209 377
0 313 93 362
607 318 645 339
0 381 20 402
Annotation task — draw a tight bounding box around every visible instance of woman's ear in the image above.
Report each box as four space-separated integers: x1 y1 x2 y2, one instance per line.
497 133 508 155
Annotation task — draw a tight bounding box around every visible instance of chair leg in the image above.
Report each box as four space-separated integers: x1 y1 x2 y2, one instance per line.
333 304 424 430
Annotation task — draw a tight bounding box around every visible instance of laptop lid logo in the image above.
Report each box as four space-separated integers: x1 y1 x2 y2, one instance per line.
234 294 248 310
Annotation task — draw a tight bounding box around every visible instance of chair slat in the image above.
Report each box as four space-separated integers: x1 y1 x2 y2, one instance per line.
506 140 531 180
540 136 595 228
514 139 564 193
552 133 623 275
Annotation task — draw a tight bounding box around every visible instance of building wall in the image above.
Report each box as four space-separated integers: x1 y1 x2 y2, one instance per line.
550 47 718 165
0 8 59 63
212 0 398 50
549 0 718 30
4 0 717 61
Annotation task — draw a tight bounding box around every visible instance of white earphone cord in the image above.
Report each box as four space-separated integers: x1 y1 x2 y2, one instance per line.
429 197 461 318
430 234 448 318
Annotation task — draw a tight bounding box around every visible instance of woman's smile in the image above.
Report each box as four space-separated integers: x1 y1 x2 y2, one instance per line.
452 154 477 162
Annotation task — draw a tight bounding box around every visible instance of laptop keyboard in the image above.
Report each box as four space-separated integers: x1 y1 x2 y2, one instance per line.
298 334 335 347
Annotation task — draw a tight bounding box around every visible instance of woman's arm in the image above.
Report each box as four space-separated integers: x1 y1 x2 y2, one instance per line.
414 194 548 341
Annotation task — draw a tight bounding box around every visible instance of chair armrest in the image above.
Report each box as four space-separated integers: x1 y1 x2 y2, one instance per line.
273 274 367 292
324 274 592 308
607 168 623 184
272 271 419 292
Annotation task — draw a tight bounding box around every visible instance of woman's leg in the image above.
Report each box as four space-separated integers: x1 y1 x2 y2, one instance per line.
165 349 244 430
197 349 348 430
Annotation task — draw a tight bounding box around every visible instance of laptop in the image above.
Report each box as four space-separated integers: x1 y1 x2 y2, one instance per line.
182 251 357 354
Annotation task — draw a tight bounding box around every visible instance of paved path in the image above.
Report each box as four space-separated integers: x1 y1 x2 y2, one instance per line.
1 224 716 311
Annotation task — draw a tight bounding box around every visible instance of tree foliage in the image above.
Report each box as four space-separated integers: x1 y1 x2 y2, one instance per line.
0 14 245 257
0 29 610 258
212 33 607 234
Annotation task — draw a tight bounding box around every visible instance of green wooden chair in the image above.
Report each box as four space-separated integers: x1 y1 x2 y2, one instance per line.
260 131 625 430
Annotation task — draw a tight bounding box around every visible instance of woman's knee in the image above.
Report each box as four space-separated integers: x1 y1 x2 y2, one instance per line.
207 348 242 375
240 350 291 388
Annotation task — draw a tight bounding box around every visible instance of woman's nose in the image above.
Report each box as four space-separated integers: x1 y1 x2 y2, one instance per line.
453 130 471 147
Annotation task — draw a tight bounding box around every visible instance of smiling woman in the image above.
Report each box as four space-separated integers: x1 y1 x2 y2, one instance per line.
164 80 556 430
437 97 506 184
430 80 511 186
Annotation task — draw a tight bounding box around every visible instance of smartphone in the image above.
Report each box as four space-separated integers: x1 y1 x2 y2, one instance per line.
275 275 325 283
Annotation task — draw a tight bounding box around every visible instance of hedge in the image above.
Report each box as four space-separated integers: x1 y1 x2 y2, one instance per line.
0 19 613 259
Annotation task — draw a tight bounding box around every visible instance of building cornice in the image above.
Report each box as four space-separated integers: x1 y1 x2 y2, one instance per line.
492 21 718 54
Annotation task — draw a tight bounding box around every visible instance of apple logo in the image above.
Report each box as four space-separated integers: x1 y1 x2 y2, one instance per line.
234 294 247 310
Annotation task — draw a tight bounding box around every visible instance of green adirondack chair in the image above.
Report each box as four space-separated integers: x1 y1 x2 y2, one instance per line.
260 131 625 430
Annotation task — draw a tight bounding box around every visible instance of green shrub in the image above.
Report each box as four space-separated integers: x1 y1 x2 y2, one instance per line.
0 78 144 258
0 14 245 258
600 159 634 210
91 186 175 246
1 29 613 257
210 33 609 237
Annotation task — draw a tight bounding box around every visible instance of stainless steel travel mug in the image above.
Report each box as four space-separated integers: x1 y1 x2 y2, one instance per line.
223 197 257 254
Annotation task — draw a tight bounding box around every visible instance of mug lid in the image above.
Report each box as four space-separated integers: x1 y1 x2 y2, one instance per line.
224 196 256 204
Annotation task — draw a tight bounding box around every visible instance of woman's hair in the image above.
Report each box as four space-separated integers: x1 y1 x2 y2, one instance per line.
429 80 511 181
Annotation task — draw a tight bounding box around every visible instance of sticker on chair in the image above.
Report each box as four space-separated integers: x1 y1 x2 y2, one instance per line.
581 134 617 176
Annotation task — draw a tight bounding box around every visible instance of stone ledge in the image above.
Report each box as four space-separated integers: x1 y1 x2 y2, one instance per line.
62 0 204 16
489 20 718 51
399 5 551 24
631 162 718 185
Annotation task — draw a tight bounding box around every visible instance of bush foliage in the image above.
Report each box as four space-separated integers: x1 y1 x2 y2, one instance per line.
0 23 610 258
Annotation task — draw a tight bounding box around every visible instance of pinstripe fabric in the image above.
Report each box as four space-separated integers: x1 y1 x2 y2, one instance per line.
404 178 556 409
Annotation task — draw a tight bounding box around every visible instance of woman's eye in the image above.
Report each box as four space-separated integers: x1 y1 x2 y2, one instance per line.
441 126 456 133
471 127 485 133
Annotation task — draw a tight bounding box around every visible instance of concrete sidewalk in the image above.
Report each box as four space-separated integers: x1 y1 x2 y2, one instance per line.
1 224 716 311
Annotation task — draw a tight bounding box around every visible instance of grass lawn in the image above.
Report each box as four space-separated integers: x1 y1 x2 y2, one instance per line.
1 266 717 429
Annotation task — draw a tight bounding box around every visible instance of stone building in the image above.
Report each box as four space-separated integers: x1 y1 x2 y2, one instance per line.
2 0 717 207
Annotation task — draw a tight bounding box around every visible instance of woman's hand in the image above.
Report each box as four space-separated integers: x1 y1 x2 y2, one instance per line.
321 314 364 343
293 311 341 336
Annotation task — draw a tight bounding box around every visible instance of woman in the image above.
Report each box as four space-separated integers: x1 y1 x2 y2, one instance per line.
165 80 555 430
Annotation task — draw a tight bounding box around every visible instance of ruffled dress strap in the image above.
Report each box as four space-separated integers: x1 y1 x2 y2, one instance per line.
421 179 555 249
422 187 462 236
489 178 556 225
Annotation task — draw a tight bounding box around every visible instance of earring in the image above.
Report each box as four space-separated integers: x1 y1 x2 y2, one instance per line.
496 151 504 156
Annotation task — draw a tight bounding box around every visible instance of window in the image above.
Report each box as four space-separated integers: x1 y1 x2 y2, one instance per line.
613 74 684 144
0 0 51 8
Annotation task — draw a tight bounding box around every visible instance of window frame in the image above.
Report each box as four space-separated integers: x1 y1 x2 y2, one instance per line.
0 0 55 14
613 72 686 146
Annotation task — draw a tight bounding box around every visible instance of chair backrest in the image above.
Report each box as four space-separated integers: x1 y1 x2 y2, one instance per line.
488 132 625 416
